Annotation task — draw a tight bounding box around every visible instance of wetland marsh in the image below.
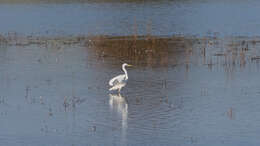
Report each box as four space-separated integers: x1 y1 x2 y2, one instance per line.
1 0 260 146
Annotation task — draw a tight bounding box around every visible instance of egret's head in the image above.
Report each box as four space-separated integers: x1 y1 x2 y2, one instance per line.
122 63 133 68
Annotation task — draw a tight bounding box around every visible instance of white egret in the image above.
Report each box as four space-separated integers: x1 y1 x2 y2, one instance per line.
109 63 133 92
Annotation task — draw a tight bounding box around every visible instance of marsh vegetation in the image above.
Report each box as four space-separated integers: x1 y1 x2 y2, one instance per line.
1 0 260 145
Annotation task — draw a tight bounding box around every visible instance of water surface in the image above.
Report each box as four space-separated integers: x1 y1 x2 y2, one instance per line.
1 0 260 36
1 0 260 145
1 36 260 145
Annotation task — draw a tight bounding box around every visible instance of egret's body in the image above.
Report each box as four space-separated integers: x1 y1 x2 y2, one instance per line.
109 63 132 92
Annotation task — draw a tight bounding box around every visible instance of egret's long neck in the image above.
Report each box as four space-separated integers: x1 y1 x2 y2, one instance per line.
122 65 128 80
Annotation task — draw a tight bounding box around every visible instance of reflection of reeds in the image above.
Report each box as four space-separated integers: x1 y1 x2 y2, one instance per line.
0 34 7 45
63 96 86 112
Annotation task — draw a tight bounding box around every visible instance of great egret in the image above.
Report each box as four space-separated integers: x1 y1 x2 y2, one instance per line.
109 63 132 92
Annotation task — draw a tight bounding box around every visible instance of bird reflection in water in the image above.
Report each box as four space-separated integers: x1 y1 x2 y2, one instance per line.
109 93 128 145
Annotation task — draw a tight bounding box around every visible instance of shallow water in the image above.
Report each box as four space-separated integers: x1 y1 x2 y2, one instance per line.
1 0 260 145
0 36 260 145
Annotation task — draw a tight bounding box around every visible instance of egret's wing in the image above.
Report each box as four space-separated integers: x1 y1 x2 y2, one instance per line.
109 74 125 86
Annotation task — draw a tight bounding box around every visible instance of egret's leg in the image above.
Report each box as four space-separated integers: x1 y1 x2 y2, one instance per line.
118 88 121 93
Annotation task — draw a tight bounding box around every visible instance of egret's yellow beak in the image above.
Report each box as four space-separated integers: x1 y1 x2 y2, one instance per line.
127 64 133 67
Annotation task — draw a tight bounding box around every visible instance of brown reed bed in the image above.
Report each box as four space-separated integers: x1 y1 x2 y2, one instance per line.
1 32 260 70
85 35 192 67
85 35 260 70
